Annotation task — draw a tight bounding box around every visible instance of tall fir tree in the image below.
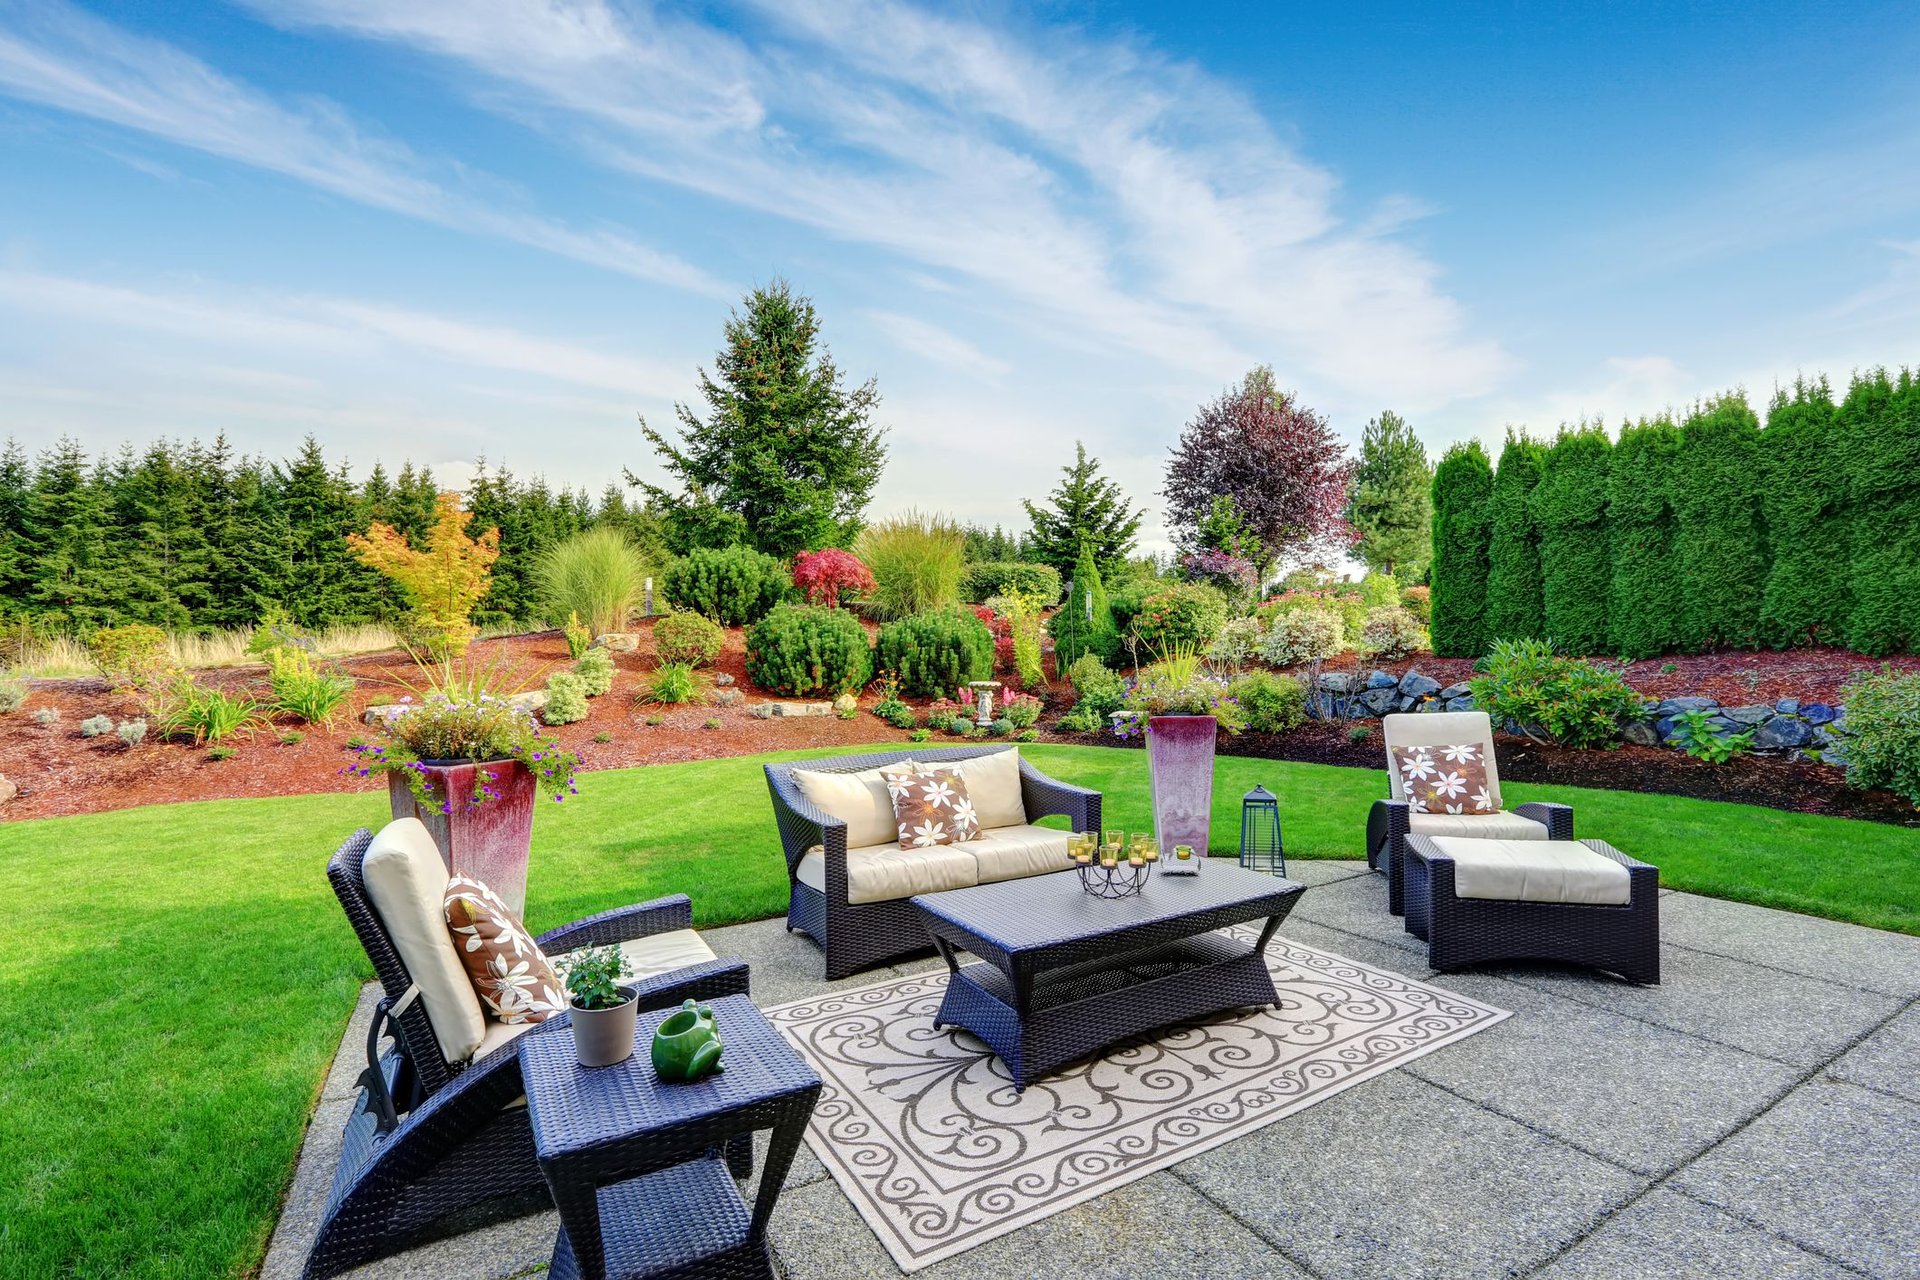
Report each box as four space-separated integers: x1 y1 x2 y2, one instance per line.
277 437 375 627
1530 422 1612 655
1485 430 1548 642
1675 394 1767 649
0 438 37 611
1607 416 1684 659
1346 410 1432 581
1841 369 1920 655
1022 441 1144 574
1758 379 1851 648
1427 440 1494 657
27 437 115 627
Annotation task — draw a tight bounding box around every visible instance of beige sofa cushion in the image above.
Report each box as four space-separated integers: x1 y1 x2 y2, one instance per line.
1431 837 1630 905
796 841 980 904
958 824 1073 884
792 764 906 849
1384 711 1502 810
1409 810 1548 842
949 749 1026 830
361 818 488 1064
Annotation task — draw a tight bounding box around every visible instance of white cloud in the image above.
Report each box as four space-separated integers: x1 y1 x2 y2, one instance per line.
0 0 728 296
864 311 1009 379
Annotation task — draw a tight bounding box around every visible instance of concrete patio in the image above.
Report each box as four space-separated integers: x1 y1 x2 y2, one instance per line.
265 861 1920 1280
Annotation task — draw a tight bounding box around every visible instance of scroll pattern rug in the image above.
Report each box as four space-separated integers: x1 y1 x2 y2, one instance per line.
764 932 1509 1272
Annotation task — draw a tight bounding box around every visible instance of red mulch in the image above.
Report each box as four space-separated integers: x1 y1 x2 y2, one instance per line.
2 629 1914 824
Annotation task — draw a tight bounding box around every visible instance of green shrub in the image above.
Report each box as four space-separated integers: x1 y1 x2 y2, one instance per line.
1129 582 1228 654
651 610 725 667
268 648 354 727
1837 668 1920 806
1001 691 1042 729
1106 578 1156 634
1358 606 1427 659
1467 639 1647 749
1531 422 1612 655
32 706 59 726
1230 670 1306 733
538 526 650 636
1669 709 1754 764
1058 704 1103 733
246 604 311 658
1759 379 1850 647
1607 416 1685 659
1359 572 1400 611
80 713 114 737
663 545 789 626
88 623 171 688
1399 584 1431 625
544 671 589 724
854 512 966 620
152 675 264 745
872 698 916 729
1486 432 1547 643
1675 394 1767 649
873 608 993 697
961 561 1061 604
0 675 30 713
1260 608 1344 667
745 605 872 696
639 661 702 705
908 727 932 742
1428 439 1495 658
1051 542 1118 668
563 612 593 660
1006 597 1046 689
207 745 237 762
1206 616 1264 670
574 647 615 697
1841 370 1920 655
1064 654 1127 721
988 716 1013 737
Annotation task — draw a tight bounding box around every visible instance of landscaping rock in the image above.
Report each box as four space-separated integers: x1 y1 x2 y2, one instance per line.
750 702 776 720
714 673 736 687
593 632 640 653
1821 744 1849 768
362 703 411 727
1705 715 1742 735
1655 716 1682 744
1774 698 1800 716
0 774 15 807
1622 720 1660 747
1812 724 1837 746
1755 717 1814 751
508 690 548 716
1800 702 1835 726
1398 672 1442 700
1723 704 1773 727
832 693 858 716
1655 696 1718 717
1394 694 1419 713
1438 681 1473 701
1366 670 1397 689
768 701 834 718
1319 673 1359 694
1359 686 1398 716
1444 695 1476 712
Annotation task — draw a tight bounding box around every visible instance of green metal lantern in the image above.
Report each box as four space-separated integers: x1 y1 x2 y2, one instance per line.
1239 784 1285 875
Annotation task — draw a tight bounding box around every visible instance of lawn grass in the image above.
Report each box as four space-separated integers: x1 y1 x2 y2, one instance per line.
3 743 1917 1278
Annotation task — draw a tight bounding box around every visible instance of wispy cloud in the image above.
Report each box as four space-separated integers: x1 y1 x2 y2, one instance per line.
0 0 728 296
245 0 1511 409
865 310 1009 379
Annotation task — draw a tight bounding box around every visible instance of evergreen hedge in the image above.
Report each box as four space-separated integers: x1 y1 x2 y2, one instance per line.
1485 432 1547 643
1428 440 1493 657
1531 423 1612 655
1606 416 1684 659
1759 379 1850 648
1842 369 1920 655
1675 395 1766 650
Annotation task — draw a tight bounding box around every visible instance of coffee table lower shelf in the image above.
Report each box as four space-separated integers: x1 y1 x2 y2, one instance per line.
931 933 1279 1090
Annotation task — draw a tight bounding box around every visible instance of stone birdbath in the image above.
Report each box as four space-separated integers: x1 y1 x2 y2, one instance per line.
968 681 1003 727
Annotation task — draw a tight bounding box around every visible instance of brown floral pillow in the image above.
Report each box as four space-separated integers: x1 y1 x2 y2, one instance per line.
1390 743 1499 815
891 765 982 849
444 875 567 1025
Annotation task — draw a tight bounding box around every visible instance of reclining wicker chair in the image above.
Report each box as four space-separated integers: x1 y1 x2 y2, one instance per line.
305 823 750 1279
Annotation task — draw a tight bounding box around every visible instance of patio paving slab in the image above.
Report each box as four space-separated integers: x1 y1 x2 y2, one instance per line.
1400 980 1803 1175
1274 857 1371 887
1826 1002 1920 1105
1659 890 1920 997
1280 870 1424 954
1534 1188 1857 1280
1173 1071 1645 1280
1671 1079 1920 1279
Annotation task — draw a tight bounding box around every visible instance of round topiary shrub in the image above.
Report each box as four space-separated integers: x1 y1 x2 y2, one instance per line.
1130 582 1229 655
651 610 725 667
1358 606 1428 660
745 605 871 697
1260 607 1345 667
662 545 789 626
873 608 994 697
573 647 615 697
1229 670 1307 733
544 671 589 725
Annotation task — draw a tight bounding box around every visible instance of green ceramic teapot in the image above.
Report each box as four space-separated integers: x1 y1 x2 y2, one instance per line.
651 999 725 1082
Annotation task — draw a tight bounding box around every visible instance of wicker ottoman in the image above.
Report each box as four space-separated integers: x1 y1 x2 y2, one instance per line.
1402 834 1660 984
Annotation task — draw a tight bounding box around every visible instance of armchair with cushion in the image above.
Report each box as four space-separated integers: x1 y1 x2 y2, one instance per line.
1366 711 1573 916
306 819 750 1279
765 746 1101 978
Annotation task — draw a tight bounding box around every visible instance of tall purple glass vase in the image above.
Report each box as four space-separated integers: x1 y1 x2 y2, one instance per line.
1146 714 1218 860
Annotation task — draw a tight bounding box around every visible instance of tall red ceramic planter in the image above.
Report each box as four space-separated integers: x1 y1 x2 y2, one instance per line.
1146 714 1218 861
388 759 537 914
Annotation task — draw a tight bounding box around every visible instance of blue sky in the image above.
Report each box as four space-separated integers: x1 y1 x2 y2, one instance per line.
3 1 1918 552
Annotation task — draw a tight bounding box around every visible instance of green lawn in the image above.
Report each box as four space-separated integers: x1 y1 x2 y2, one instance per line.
3 743 1917 1278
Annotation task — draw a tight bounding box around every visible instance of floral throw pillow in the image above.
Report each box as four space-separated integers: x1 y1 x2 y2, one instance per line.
891 765 982 849
443 876 567 1025
1390 743 1499 815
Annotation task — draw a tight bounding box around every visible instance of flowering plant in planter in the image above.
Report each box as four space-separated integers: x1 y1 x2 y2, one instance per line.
1112 645 1245 738
348 693 580 812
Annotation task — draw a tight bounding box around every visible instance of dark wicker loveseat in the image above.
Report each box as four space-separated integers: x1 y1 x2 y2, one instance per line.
765 746 1101 979
306 826 750 1279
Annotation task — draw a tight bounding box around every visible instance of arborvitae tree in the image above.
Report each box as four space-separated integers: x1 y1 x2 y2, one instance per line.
1050 541 1118 667
1023 441 1144 575
1842 369 1920 655
1346 410 1432 580
1675 393 1767 649
1427 440 1494 657
634 278 887 557
1530 421 1612 655
1485 431 1547 642
1759 379 1851 648
1607 416 1684 659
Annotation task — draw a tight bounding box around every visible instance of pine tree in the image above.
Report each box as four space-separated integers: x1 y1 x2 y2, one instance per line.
27 437 115 628
226 456 290 622
1842 368 1920 655
1485 431 1547 642
1531 422 1612 655
1346 411 1432 580
277 437 373 627
1759 379 1851 647
633 278 887 556
1022 441 1144 574
1675 394 1767 649
391 463 439 543
1427 440 1494 657
0 438 37 611
1607 416 1684 659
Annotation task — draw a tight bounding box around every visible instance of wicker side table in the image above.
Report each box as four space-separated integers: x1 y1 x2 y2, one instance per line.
520 995 822 1280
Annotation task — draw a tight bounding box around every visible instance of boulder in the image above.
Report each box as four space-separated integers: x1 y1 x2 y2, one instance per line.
1774 697 1800 716
1723 703 1773 726
1800 702 1835 726
1365 670 1397 689
1437 681 1473 701
769 700 834 718
1812 724 1837 747
362 703 412 727
1319 672 1359 694
0 773 15 807
1755 717 1813 750
1444 695 1476 713
1359 686 1398 716
1394 694 1419 713
1655 716 1682 743
1820 744 1849 768
1654 696 1718 717
1705 715 1742 735
594 632 640 653
1398 672 1442 700
508 690 548 716
1622 719 1660 747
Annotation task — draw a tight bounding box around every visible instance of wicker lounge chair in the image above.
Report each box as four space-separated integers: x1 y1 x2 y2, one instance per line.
1367 710 1573 916
306 822 750 1280
765 746 1101 979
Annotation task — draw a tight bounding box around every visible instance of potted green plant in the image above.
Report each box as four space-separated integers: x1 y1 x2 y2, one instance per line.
563 944 637 1067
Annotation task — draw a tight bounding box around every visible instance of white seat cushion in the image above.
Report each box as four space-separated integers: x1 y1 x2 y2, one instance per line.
956 824 1074 883
792 765 907 849
796 841 980 904
1408 810 1549 842
361 818 488 1064
948 749 1027 831
1430 837 1631 905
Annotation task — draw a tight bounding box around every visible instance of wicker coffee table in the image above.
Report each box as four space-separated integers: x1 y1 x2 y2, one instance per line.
911 864 1305 1090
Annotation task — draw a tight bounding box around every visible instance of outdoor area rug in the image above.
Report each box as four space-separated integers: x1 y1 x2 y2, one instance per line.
763 932 1510 1272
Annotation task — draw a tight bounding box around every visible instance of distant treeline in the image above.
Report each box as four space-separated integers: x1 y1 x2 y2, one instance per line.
1429 368 1920 659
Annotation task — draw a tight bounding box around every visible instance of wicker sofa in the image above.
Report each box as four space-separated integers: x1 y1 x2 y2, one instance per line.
764 746 1101 978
